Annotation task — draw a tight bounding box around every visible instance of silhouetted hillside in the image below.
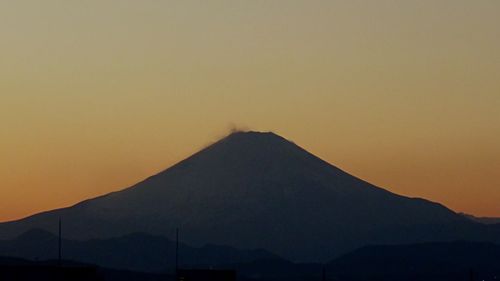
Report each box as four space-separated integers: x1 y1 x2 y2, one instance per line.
2 241 500 281
0 256 171 281
327 241 500 281
0 229 279 273
462 213 500 225
0 132 498 261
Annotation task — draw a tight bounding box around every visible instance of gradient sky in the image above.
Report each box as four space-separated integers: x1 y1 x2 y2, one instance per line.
1 0 499 222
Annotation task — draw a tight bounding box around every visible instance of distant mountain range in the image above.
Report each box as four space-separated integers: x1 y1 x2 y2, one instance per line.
2 238 500 281
0 229 278 273
0 131 498 261
182 241 500 281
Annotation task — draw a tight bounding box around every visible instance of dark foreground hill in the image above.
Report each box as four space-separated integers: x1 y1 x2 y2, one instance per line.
0 256 170 281
0 229 278 273
2 241 500 281
196 241 500 281
0 131 498 261
327 241 500 281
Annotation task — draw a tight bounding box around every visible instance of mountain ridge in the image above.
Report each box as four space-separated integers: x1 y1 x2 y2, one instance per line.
0 228 280 273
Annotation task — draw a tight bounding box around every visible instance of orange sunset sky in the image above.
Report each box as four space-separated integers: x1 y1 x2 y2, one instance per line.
1 1 499 222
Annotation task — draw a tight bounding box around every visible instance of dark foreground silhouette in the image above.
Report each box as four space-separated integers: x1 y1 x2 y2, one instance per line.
0 229 278 272
0 257 169 281
1 240 500 281
327 241 500 281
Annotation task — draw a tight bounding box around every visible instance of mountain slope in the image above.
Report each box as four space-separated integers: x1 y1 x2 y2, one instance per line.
0 131 497 261
462 213 500 225
0 229 279 273
327 241 500 281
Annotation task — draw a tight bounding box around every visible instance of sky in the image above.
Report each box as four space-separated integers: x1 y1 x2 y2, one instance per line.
1 0 499 222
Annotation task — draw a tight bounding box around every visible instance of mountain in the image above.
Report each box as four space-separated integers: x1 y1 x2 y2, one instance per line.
0 229 278 273
327 241 500 281
461 213 500 225
0 131 498 261
198 241 500 281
